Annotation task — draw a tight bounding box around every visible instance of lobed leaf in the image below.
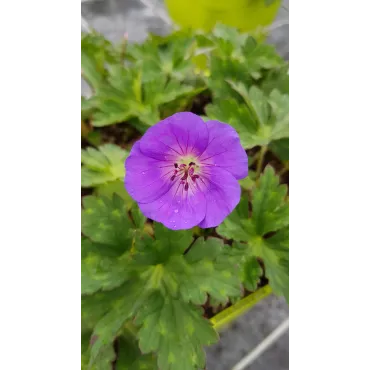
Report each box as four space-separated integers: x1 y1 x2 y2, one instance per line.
81 194 134 249
81 144 128 188
81 238 131 295
206 86 289 149
136 292 219 370
81 332 115 370
218 167 289 301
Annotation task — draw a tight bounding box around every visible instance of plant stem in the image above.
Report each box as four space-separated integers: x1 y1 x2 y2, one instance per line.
256 145 268 179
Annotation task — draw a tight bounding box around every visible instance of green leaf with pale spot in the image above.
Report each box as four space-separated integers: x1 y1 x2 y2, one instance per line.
81 194 134 250
136 292 218 370
134 232 242 304
89 281 151 368
82 285 128 333
218 167 289 302
81 144 128 188
81 238 131 295
181 238 243 304
206 86 288 149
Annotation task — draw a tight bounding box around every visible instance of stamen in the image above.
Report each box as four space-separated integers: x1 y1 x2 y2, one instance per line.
174 163 178 168
170 175 176 181
189 162 195 166
184 183 189 191
181 173 188 181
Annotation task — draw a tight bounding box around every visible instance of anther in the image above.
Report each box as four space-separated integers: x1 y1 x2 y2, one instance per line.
189 162 195 166
184 183 189 191
174 163 178 168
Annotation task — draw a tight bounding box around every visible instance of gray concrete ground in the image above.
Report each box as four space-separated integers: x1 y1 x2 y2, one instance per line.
81 1 289 368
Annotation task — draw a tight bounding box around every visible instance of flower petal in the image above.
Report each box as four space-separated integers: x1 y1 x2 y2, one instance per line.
138 179 207 230
139 112 209 161
197 166 241 228
124 141 174 203
198 120 248 180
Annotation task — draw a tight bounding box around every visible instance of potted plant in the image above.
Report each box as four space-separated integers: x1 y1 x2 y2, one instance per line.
81 24 288 369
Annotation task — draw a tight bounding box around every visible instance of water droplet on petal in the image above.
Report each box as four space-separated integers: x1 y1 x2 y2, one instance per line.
174 209 179 213
184 220 188 224
141 171 146 175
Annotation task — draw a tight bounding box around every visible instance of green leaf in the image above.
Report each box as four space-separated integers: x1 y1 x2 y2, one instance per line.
206 86 289 149
82 332 115 370
219 167 288 238
239 170 257 191
81 32 120 90
81 194 134 249
251 166 289 235
260 65 289 94
115 335 157 370
218 167 289 301
207 31 284 100
215 197 251 241
240 36 284 78
81 144 128 188
89 281 150 368
81 238 131 295
182 238 243 304
136 292 218 370
133 223 193 267
262 228 289 302
82 285 128 333
81 96 98 120
126 34 197 82
269 138 289 161
243 256 263 291
95 179 133 209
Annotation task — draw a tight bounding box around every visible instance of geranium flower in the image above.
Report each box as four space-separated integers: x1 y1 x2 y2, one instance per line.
125 112 248 230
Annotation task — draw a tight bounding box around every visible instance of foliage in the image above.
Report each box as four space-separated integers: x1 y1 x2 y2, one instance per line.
218 167 289 302
81 144 128 188
81 24 289 369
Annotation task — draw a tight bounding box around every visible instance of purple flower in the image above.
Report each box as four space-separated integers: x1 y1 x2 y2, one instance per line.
124 112 248 230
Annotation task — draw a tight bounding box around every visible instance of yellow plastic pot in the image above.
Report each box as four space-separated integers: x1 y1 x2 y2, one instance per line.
164 0 281 33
